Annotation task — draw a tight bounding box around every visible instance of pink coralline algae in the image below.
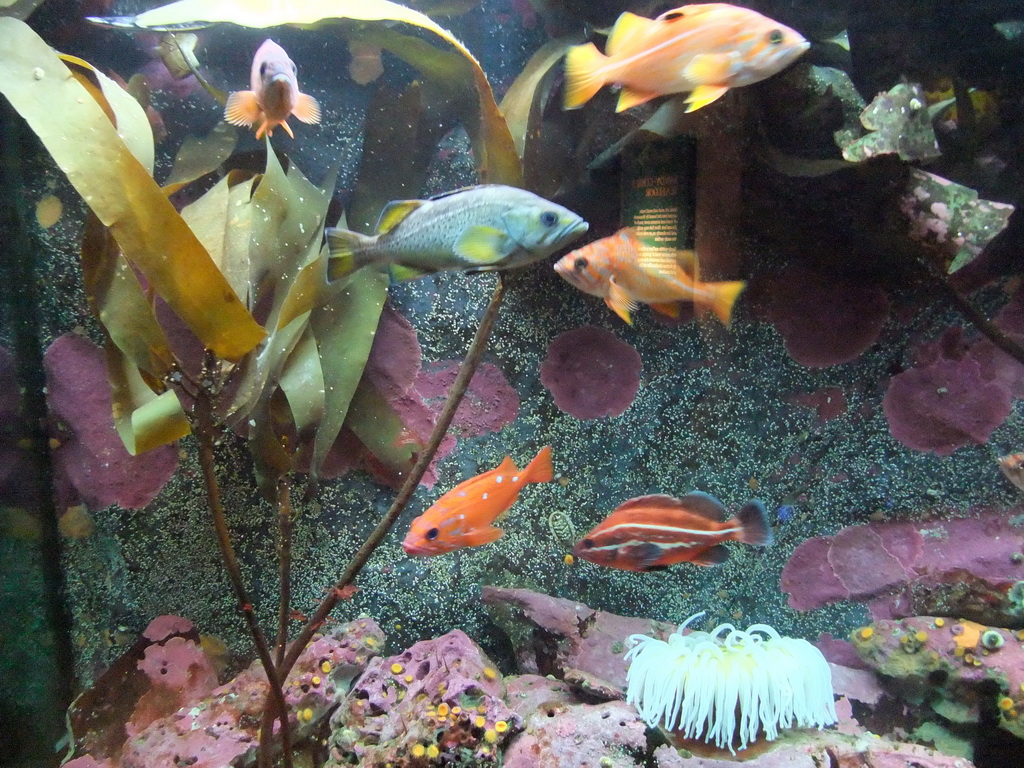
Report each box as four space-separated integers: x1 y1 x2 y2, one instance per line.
365 302 423 402
43 334 178 510
766 266 890 368
540 325 642 419
883 330 1013 455
786 386 848 423
327 629 519 766
781 511 1024 620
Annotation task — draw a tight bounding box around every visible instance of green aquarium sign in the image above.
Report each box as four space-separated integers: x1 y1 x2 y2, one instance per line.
620 136 697 254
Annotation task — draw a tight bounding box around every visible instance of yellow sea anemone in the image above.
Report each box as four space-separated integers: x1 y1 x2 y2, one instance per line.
624 612 837 753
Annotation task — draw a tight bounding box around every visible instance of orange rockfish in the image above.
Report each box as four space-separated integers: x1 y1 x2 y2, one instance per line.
225 39 321 139
572 491 772 572
564 3 809 113
402 446 554 556
553 228 745 326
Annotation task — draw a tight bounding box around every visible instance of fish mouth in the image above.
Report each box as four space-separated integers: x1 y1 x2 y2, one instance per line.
269 73 293 85
401 540 431 557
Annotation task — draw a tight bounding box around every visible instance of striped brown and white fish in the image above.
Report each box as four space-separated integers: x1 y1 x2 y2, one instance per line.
572 491 772 571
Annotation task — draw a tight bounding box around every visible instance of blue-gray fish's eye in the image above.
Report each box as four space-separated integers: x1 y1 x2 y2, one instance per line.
540 211 559 227
768 29 784 45
260 62 268 76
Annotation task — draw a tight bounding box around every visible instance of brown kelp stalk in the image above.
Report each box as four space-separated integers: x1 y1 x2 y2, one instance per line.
276 475 295 666
191 388 293 768
278 274 508 679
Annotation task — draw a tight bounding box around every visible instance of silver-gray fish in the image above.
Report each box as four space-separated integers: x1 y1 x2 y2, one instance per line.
325 184 589 282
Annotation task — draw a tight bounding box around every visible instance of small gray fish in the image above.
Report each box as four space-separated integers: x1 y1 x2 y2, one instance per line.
325 184 589 282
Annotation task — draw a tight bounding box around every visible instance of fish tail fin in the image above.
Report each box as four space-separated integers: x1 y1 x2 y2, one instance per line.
735 500 773 547
563 43 608 109
523 445 554 484
700 279 746 327
326 227 376 280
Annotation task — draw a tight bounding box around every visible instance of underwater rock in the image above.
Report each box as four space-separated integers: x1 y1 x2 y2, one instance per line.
503 699 647 768
481 586 674 697
883 352 1012 455
781 512 1024 625
765 266 890 367
43 334 178 510
327 628 518 766
840 83 940 163
900 169 1015 274
119 617 383 768
539 325 642 419
851 615 1024 741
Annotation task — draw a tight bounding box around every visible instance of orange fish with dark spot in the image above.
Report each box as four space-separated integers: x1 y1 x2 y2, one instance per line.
573 491 772 571
225 39 321 139
554 227 745 326
564 3 809 113
402 446 554 556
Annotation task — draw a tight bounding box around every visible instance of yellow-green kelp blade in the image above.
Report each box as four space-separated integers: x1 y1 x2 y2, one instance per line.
130 0 521 185
0 18 266 361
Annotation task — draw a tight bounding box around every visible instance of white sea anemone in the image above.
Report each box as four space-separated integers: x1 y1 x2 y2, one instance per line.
624 612 837 753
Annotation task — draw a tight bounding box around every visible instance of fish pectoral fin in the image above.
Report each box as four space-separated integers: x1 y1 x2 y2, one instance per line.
462 527 504 547
454 225 510 264
293 92 322 124
683 53 734 85
224 90 261 127
606 278 637 324
605 11 652 55
684 83 730 113
375 200 426 235
616 86 659 113
632 542 664 571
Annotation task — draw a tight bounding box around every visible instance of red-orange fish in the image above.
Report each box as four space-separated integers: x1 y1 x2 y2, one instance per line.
564 3 809 113
554 228 745 326
224 39 321 139
572 491 772 571
402 446 554 556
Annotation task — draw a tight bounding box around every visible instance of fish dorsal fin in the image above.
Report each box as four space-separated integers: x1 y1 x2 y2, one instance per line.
679 491 728 521
427 185 485 201
454 225 511 264
658 4 726 21
606 12 652 56
494 455 519 476
615 494 687 513
375 200 425 235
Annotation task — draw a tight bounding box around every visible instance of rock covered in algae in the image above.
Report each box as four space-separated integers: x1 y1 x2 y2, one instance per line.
840 83 940 163
326 629 519 766
851 615 1024 740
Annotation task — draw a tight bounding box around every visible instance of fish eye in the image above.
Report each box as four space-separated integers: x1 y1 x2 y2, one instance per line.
540 211 559 227
574 256 588 270
581 538 594 549
426 527 439 540
768 29 784 45
259 62 268 76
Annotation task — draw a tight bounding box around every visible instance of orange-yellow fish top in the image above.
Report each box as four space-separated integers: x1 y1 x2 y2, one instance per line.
402 446 554 556
224 39 321 139
564 3 809 113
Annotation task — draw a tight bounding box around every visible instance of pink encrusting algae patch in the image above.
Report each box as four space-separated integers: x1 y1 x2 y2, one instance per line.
540 325 642 419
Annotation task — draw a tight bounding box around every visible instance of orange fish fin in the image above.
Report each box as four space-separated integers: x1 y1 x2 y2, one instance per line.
293 92 322 124
649 302 682 318
563 43 608 109
675 249 699 279
678 491 728 521
280 119 295 139
605 11 651 56
684 53 734 84
522 445 554 484
704 279 746 327
495 455 519 477
462 526 504 548
692 544 730 567
616 86 659 113
224 90 261 127
734 500 773 546
606 278 637 324
255 121 270 140
685 83 730 113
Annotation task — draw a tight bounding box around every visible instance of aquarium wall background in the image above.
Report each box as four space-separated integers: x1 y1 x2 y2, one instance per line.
3 0 1024 767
